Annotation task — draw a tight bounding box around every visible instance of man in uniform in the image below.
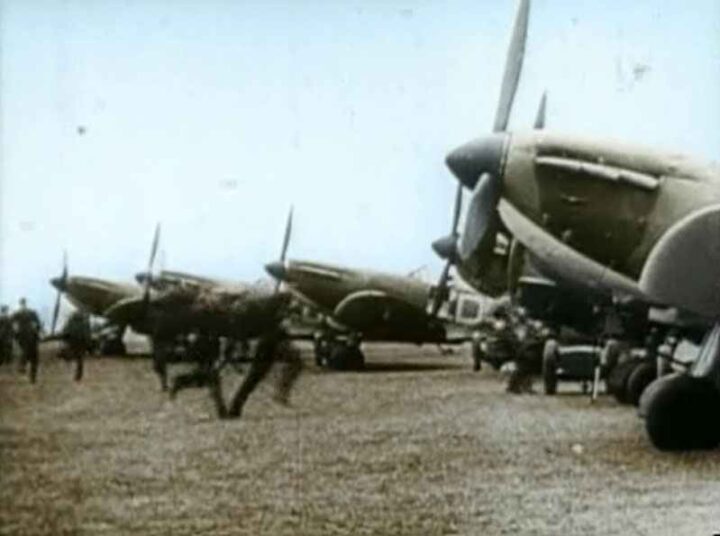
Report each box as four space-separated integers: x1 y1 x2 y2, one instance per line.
169 332 226 418
62 310 92 381
0 305 13 365
12 298 42 383
226 327 302 419
506 310 542 394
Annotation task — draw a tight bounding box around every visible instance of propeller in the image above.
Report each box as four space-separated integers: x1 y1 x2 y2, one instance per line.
141 223 161 313
272 207 293 293
429 184 462 316
534 90 547 129
50 250 69 334
431 0 531 313
507 91 547 297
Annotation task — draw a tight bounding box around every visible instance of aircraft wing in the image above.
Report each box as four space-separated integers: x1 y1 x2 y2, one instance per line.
103 297 146 325
332 290 430 334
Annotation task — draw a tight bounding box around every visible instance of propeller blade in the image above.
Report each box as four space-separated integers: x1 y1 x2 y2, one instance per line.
280 206 293 263
534 90 547 129
51 289 62 335
430 260 452 317
451 183 463 234
147 223 161 276
458 173 502 260
492 0 530 133
142 224 161 312
51 250 69 335
507 238 526 297
274 207 294 293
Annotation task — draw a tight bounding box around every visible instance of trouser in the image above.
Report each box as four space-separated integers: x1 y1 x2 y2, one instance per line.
152 340 171 391
507 361 534 393
65 343 88 382
171 366 226 418
19 341 39 383
227 332 302 418
0 339 12 364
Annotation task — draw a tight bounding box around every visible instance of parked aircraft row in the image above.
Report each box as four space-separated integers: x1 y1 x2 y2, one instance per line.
44 0 720 451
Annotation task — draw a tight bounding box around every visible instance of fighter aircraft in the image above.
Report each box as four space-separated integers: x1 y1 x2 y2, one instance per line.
48 252 141 354
134 269 249 293
102 222 294 397
264 214 486 370
432 0 720 450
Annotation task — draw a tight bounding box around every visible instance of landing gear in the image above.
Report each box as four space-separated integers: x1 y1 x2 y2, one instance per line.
313 333 365 371
643 322 720 451
326 342 365 371
607 358 642 404
99 337 126 356
626 362 657 406
644 374 720 451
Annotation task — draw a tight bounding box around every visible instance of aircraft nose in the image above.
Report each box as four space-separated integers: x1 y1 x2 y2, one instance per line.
446 133 507 189
265 261 287 281
135 271 149 285
50 276 65 291
432 235 457 261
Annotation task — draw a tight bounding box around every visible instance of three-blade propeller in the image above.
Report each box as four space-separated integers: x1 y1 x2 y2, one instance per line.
430 0 531 316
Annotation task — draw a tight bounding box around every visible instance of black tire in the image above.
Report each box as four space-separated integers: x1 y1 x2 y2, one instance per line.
348 347 365 371
326 344 364 371
100 338 126 356
607 359 641 404
645 374 720 451
626 362 657 407
542 339 558 395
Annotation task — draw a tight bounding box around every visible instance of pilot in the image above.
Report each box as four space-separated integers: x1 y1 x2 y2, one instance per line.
169 332 226 418
62 310 92 381
11 298 42 383
0 305 13 365
226 327 302 419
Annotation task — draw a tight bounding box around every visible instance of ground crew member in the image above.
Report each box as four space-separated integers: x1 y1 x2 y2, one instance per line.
0 305 13 365
226 327 302 419
507 311 541 394
169 332 225 418
150 325 177 391
62 310 92 381
12 298 42 383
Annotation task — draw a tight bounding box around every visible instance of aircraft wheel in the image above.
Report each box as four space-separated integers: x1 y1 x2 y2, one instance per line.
542 339 558 395
645 374 720 451
607 359 641 404
326 343 364 371
100 338 126 356
601 339 622 370
347 346 365 371
626 362 657 406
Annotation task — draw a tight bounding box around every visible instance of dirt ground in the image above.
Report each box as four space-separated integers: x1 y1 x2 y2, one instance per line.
1 343 719 536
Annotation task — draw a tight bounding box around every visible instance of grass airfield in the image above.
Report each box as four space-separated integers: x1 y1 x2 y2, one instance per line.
1 343 719 535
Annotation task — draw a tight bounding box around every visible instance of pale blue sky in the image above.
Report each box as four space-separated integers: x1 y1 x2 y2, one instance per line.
1 0 719 320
